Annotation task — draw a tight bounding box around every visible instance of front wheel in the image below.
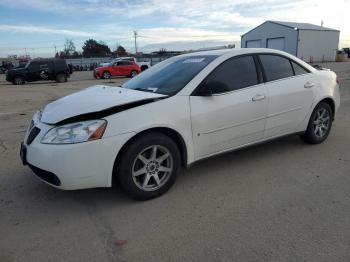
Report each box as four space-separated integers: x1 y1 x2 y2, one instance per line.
300 102 333 144
102 71 111 79
13 76 25 85
116 133 181 200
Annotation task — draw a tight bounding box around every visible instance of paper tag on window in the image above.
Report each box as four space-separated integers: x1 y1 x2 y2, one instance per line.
183 58 205 63
147 87 158 92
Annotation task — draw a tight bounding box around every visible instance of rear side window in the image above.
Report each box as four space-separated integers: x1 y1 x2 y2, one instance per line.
291 61 309 75
205 55 258 94
259 55 294 81
117 61 132 66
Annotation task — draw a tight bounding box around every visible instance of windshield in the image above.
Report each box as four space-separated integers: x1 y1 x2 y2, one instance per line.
122 55 217 95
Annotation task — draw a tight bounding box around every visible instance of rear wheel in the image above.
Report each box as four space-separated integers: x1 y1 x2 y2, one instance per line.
13 76 25 85
102 71 111 79
300 102 333 144
116 133 181 200
56 73 67 83
130 70 138 78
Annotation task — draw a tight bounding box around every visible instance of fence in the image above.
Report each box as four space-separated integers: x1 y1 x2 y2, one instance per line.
65 56 173 70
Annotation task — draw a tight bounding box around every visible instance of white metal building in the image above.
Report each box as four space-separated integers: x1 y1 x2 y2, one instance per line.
241 21 340 62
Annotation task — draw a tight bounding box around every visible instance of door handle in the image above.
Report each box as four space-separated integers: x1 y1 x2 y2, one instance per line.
304 82 315 88
252 94 266 102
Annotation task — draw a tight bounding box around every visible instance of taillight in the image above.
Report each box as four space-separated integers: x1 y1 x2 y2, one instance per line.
336 75 340 85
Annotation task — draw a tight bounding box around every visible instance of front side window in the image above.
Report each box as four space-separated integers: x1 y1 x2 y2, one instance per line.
203 55 259 94
122 55 217 95
259 55 294 81
27 62 40 71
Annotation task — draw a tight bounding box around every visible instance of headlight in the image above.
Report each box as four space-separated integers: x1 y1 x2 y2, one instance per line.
41 120 107 144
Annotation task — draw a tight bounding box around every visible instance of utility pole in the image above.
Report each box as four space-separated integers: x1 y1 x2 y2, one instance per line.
54 45 57 57
133 31 138 54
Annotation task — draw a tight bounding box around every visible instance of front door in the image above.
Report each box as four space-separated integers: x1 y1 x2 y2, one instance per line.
190 55 268 159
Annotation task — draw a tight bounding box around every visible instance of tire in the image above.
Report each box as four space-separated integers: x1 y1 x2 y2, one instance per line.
130 70 138 78
116 132 181 200
56 73 67 83
300 102 333 144
102 71 111 79
13 76 25 85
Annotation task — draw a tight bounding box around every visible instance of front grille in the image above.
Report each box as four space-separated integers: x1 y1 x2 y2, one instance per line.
28 120 34 130
26 126 41 145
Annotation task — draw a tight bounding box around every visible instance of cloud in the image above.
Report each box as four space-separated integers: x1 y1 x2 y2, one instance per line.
0 0 349 54
0 24 96 37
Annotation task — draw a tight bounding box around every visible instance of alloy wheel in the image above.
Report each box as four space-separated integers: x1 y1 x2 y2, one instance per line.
103 72 111 79
132 145 173 191
14 77 23 85
312 108 330 138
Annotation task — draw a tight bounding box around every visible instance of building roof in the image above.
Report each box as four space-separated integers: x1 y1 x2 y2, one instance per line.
270 21 339 32
242 21 340 37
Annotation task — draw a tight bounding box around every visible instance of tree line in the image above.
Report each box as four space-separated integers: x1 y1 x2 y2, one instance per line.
55 39 127 58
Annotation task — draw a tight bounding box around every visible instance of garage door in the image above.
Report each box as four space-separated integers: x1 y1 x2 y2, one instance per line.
267 37 285 51
246 40 262 48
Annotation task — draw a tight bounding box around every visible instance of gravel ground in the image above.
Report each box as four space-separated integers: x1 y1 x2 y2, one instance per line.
0 63 349 262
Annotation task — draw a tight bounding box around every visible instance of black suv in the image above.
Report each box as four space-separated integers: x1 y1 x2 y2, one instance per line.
6 59 72 85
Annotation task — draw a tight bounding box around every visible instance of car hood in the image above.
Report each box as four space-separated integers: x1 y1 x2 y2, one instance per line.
41 85 166 125
7 67 26 74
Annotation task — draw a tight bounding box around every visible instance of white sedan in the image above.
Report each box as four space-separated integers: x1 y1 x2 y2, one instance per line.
20 48 340 200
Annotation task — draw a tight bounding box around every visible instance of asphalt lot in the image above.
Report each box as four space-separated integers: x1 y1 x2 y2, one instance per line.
0 63 350 262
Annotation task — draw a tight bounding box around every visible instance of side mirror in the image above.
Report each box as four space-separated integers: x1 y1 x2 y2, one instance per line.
197 82 213 96
198 81 230 96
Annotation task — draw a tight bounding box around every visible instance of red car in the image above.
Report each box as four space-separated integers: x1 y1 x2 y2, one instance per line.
94 60 141 79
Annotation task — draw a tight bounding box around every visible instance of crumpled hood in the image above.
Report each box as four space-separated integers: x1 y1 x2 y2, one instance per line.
41 85 166 124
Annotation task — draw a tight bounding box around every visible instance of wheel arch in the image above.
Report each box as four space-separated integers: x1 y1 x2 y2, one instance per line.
55 71 68 76
318 97 335 120
112 127 188 184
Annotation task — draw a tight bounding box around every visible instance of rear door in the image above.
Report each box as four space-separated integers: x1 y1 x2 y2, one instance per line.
119 61 133 76
190 55 268 159
259 54 314 138
111 62 122 76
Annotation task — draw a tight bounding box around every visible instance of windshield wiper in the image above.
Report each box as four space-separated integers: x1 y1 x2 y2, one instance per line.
132 87 156 93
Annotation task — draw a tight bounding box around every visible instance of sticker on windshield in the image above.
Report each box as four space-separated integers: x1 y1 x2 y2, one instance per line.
182 58 205 63
147 87 158 92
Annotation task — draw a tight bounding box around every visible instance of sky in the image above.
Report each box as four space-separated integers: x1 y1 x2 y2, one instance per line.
0 0 349 57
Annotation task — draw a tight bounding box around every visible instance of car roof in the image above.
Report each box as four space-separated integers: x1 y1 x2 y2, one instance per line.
180 48 293 58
